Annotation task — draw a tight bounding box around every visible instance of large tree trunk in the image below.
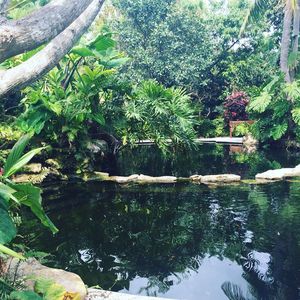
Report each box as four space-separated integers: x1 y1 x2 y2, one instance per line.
290 0 300 81
0 0 105 97
0 0 94 63
280 0 293 83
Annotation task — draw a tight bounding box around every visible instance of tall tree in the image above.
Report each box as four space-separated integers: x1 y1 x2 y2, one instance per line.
241 0 300 83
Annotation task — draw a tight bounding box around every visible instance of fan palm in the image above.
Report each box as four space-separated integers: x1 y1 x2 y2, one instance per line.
241 0 300 83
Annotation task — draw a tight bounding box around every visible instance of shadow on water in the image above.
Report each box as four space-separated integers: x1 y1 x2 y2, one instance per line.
19 145 300 300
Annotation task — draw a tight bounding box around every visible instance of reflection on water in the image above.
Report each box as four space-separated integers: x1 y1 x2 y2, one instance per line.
20 180 300 300
105 144 300 179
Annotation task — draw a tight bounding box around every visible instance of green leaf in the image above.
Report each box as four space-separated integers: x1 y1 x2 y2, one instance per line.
34 278 66 300
240 0 273 36
71 47 95 57
10 291 42 300
284 81 300 101
0 183 19 204
292 107 300 125
105 57 130 68
0 196 16 244
248 91 271 113
47 102 62 115
0 244 24 259
4 147 46 178
89 35 116 52
91 113 105 125
3 135 31 178
11 184 58 234
269 123 288 140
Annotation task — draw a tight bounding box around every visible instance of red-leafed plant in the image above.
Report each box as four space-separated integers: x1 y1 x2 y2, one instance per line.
224 91 249 122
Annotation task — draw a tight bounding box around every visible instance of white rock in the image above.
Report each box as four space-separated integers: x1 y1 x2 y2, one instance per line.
109 174 139 183
86 289 175 300
255 168 295 180
201 174 241 183
284 169 300 177
137 174 177 183
189 175 202 181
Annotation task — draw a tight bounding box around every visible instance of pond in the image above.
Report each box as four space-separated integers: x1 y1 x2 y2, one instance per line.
20 144 300 300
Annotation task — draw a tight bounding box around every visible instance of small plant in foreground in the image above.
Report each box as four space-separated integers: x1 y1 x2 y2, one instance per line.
0 135 58 259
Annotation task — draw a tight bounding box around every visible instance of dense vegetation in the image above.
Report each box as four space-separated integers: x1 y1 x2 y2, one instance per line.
1 0 300 298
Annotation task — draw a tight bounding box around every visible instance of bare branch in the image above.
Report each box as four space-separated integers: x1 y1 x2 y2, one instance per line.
0 0 105 97
0 0 94 63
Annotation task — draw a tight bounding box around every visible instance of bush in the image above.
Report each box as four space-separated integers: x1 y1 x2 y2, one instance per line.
118 80 199 151
224 91 249 122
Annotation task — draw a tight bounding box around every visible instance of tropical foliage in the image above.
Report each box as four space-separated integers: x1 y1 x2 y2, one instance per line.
0 135 57 258
248 75 300 142
1 0 300 298
119 80 198 150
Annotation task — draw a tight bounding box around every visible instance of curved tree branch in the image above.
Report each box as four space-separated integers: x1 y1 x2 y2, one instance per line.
0 0 105 97
0 0 94 63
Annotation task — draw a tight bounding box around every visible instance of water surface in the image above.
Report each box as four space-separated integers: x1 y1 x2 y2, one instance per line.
20 145 300 300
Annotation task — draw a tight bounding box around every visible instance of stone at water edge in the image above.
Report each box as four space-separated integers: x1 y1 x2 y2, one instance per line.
82 171 111 181
189 174 202 181
45 158 63 170
109 174 139 183
136 174 177 183
22 163 42 174
255 168 296 180
108 174 177 184
4 258 87 299
283 168 300 178
201 174 241 183
86 289 175 300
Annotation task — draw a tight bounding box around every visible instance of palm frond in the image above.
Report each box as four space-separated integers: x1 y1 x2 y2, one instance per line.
239 0 275 37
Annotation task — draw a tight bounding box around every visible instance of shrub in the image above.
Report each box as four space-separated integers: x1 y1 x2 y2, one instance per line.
224 91 249 122
119 80 199 151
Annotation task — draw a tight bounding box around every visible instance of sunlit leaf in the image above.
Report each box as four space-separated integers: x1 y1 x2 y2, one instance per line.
4 147 46 178
3 134 32 178
248 91 271 113
10 290 43 300
10 184 58 234
71 47 95 57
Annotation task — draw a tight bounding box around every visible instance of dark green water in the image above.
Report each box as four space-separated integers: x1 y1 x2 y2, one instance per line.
20 145 300 300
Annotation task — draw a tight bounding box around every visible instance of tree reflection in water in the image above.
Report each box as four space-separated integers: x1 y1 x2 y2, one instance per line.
20 181 300 300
